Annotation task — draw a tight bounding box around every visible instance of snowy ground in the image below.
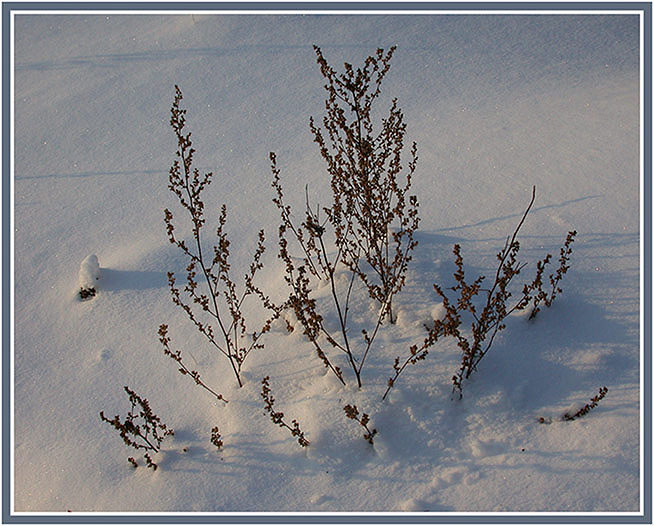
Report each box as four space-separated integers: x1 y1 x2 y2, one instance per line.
11 11 643 517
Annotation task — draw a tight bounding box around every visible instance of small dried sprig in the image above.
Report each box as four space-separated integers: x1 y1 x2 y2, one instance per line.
563 386 609 421
343 404 377 445
100 386 174 470
528 230 577 320
261 376 310 448
210 426 224 450
79 287 96 300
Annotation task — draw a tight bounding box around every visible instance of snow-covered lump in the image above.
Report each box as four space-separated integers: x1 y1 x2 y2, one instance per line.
78 254 100 299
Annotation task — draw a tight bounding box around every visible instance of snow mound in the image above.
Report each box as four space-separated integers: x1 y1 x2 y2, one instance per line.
78 254 100 297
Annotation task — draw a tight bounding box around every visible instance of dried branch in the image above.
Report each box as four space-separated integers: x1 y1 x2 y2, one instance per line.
261 376 310 448
563 386 608 421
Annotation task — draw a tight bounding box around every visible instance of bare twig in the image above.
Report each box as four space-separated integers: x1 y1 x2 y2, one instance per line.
261 376 310 447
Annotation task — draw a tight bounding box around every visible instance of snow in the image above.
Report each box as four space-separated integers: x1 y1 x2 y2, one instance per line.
11 10 643 518
78 254 100 291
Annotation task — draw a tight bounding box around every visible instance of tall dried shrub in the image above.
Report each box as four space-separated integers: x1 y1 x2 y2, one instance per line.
271 46 419 388
310 45 419 324
162 86 280 394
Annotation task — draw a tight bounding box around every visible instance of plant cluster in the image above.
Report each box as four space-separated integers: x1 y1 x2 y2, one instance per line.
100 386 174 470
443 216 576 397
384 188 576 399
102 45 585 462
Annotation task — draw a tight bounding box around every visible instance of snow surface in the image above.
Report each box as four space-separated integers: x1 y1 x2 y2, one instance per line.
12 12 642 516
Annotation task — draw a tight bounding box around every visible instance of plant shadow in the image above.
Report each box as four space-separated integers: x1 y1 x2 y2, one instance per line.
100 268 168 292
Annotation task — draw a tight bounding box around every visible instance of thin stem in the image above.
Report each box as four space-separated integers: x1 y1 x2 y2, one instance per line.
319 234 360 387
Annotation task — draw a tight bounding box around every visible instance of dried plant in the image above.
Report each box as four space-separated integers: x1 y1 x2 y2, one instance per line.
428 187 576 397
271 46 418 388
79 288 96 300
210 426 224 449
343 404 377 445
261 376 310 448
78 254 100 300
527 230 577 320
563 386 609 421
310 45 420 324
100 386 174 470
162 85 280 392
